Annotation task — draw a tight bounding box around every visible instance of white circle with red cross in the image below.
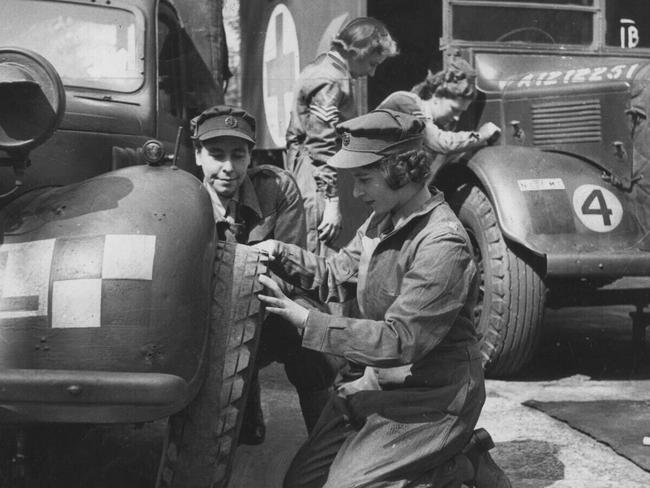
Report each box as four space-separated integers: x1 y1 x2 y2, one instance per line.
572 184 623 232
262 4 300 147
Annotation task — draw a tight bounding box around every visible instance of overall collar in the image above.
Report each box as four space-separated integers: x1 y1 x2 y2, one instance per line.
203 175 263 222
366 187 445 239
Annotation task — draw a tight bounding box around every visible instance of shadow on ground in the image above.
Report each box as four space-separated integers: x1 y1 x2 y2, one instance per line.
493 440 564 488
519 305 650 381
0 423 164 488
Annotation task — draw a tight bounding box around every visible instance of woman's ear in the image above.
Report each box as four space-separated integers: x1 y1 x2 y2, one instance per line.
195 147 204 167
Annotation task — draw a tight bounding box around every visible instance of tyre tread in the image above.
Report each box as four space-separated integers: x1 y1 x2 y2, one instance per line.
451 184 545 377
156 242 266 488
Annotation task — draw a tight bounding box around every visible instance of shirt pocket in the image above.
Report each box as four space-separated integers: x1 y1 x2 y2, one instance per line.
363 280 399 319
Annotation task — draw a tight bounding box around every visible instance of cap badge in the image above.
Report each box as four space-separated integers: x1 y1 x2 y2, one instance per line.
224 116 238 128
342 132 351 146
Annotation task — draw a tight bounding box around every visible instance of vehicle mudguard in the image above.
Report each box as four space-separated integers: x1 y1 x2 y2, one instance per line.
456 145 650 277
0 164 215 421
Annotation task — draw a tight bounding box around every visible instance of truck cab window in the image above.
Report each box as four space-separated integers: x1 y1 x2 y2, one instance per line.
606 0 650 48
158 16 183 118
1 0 143 92
451 0 594 45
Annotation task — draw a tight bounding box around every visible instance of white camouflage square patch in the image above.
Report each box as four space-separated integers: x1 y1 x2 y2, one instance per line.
102 235 156 280
52 279 102 328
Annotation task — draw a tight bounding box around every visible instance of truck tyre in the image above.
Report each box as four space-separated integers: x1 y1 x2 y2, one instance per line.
449 184 545 377
156 242 266 488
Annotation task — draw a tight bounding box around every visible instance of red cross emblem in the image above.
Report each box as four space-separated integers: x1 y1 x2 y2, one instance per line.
263 5 300 147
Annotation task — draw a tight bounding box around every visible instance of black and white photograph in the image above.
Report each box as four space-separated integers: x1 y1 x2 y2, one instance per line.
1 1 650 486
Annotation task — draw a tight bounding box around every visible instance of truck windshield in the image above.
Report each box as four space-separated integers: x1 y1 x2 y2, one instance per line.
451 0 595 45
1 0 143 92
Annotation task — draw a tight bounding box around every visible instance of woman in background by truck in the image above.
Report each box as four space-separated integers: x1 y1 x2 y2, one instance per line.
378 56 501 176
285 17 398 255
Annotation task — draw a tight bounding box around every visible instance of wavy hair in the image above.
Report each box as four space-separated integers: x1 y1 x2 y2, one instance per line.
331 17 398 59
365 149 431 190
412 56 477 101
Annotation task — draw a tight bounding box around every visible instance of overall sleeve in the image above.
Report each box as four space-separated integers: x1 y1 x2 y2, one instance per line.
270 224 366 302
303 81 345 198
379 91 488 156
424 122 486 155
301 230 476 366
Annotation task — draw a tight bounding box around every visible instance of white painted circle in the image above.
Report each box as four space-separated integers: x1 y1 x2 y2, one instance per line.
262 4 300 147
572 184 623 232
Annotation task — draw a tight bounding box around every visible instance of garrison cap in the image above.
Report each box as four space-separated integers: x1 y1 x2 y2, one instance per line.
190 105 256 144
329 109 424 169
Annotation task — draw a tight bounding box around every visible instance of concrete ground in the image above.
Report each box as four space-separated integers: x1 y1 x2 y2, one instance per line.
229 301 650 487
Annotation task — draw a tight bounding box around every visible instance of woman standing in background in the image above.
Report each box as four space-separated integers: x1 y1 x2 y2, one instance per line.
285 17 398 254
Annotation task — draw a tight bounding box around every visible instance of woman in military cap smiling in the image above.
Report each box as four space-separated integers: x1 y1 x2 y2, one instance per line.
256 109 511 487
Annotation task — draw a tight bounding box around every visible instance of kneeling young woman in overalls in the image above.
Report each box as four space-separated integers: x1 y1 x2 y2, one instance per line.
257 109 511 488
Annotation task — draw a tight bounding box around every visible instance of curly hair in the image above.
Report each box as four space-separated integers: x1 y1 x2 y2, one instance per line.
331 17 398 59
412 56 477 101
366 149 431 190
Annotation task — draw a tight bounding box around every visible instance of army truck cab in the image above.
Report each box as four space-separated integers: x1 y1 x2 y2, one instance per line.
0 1 263 487
436 0 650 377
0 0 222 200
242 0 650 377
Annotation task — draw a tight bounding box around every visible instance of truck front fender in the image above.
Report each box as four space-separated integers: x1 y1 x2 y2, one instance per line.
444 146 650 277
0 165 216 420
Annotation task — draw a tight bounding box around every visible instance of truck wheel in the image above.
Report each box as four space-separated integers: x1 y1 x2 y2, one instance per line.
156 242 266 488
449 184 545 377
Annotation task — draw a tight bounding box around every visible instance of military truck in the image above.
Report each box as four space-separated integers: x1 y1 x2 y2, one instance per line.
241 0 650 377
0 1 264 486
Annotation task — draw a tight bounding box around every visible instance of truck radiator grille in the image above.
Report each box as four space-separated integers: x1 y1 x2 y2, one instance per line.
531 99 602 147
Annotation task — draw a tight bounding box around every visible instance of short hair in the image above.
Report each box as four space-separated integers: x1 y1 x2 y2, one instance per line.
366 149 431 190
412 56 478 101
192 138 253 152
331 17 398 59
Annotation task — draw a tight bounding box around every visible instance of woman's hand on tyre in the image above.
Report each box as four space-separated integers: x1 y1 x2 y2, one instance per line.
257 274 309 329
252 239 280 261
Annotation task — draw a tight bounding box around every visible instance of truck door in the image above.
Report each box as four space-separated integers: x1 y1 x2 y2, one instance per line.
156 2 221 173
157 4 185 145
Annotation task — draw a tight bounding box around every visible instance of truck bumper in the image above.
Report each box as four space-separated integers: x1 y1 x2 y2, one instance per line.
547 251 650 278
0 369 189 423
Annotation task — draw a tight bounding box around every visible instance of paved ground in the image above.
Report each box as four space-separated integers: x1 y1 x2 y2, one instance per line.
229 301 650 487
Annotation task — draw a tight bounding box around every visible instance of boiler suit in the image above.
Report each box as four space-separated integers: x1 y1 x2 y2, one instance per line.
267 189 486 488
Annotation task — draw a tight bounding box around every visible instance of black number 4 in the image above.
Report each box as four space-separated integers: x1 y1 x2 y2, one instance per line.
581 189 612 226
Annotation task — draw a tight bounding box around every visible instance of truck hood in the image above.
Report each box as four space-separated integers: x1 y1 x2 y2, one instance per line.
475 52 650 188
474 52 649 94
